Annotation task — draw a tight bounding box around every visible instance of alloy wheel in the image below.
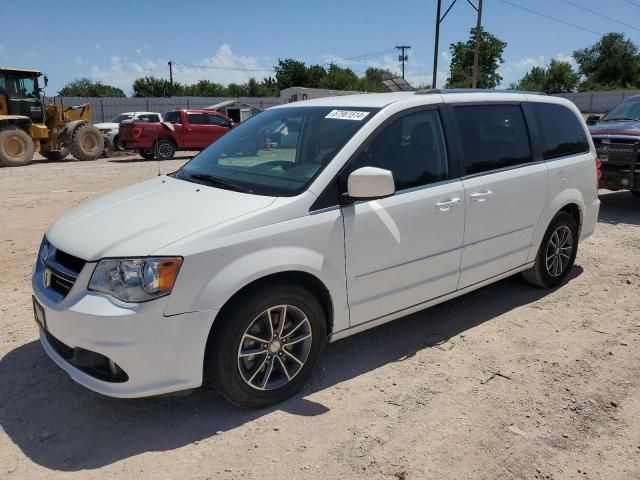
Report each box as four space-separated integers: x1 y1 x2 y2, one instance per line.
545 225 573 277
237 304 312 391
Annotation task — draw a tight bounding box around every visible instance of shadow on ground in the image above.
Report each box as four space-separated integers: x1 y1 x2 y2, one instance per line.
0 266 584 471
598 190 640 226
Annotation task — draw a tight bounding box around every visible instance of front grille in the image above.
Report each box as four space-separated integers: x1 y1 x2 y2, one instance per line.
593 138 639 165
39 239 86 301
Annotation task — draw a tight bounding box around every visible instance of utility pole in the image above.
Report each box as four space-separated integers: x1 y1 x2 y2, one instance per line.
432 0 482 89
432 0 442 89
471 0 483 89
395 45 411 78
168 61 174 86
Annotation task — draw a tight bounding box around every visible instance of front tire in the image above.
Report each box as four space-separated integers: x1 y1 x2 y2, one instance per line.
68 124 104 161
206 284 327 408
154 139 175 160
522 212 578 288
0 127 34 167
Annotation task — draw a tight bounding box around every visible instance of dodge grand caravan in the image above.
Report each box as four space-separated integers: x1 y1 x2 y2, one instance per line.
33 91 600 407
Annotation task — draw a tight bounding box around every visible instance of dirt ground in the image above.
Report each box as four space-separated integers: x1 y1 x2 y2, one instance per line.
1 153 639 480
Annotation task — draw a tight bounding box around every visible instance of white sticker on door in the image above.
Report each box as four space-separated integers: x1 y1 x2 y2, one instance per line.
325 110 370 121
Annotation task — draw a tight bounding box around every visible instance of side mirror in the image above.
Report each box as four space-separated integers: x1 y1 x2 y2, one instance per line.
586 114 600 125
344 166 395 202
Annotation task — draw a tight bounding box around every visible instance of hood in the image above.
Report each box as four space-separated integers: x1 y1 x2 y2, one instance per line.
94 122 118 131
590 120 640 137
46 176 276 261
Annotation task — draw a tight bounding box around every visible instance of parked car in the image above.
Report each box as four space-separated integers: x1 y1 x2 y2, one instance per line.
118 109 234 160
33 91 600 408
95 112 163 151
588 95 640 198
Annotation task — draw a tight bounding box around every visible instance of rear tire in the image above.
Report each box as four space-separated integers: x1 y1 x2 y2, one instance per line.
41 147 69 162
522 212 578 288
0 127 34 167
154 139 175 160
206 284 327 408
68 124 104 161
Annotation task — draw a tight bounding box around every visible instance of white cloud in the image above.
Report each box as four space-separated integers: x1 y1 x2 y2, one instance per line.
136 48 142 55
95 44 101 50
74 56 83 65
441 51 450 64
0 45 7 61
88 44 272 94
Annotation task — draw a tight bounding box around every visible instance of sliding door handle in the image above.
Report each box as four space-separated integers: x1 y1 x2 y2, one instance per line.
435 198 461 211
470 191 493 202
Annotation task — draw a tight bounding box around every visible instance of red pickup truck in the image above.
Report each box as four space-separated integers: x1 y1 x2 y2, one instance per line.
119 109 234 160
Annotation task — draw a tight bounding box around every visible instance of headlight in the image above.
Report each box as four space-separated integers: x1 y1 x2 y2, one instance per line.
89 257 182 302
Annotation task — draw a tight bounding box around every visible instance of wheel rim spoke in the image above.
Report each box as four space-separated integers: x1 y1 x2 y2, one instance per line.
261 357 276 389
243 333 270 344
285 332 311 346
276 355 291 380
239 347 267 358
283 348 304 366
282 317 307 339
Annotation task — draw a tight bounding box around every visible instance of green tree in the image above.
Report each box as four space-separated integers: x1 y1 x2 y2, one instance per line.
274 58 309 90
243 78 261 97
226 83 248 97
183 80 226 96
259 77 279 96
446 27 507 89
511 60 579 93
359 67 397 92
319 64 361 90
573 33 640 90
132 76 183 97
58 78 125 97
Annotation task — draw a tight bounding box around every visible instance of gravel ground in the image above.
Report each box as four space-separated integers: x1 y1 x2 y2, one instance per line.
1 153 639 480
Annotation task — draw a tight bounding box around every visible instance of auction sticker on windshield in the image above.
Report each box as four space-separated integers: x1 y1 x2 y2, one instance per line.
325 110 370 121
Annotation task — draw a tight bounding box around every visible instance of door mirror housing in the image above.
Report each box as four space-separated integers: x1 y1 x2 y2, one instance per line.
344 166 395 202
586 114 600 125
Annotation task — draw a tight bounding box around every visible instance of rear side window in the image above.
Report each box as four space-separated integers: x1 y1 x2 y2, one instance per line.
206 114 230 127
454 104 531 175
530 103 589 160
187 113 206 125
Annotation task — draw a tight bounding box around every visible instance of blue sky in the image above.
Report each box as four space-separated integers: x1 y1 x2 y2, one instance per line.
2 0 640 95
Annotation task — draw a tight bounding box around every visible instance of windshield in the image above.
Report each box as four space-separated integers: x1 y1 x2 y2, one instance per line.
111 114 135 123
601 100 640 122
177 106 379 196
5 74 39 99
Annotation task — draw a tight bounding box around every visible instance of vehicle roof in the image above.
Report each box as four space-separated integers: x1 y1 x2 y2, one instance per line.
0 67 42 74
270 89 552 110
117 112 160 115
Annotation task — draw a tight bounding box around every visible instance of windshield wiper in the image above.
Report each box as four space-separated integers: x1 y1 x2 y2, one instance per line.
602 117 637 122
185 172 253 193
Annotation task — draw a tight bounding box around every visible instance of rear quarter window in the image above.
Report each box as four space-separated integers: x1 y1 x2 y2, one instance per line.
530 103 590 160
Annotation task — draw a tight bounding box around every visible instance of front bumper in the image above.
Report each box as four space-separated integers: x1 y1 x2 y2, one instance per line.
33 262 217 398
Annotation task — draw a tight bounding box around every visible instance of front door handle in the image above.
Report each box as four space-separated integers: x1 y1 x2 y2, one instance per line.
435 198 461 211
470 191 493 202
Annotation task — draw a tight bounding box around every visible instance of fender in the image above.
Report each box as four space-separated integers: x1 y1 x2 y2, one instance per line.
180 246 347 333
527 187 585 263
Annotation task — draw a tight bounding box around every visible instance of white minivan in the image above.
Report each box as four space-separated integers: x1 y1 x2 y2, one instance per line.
32 91 600 407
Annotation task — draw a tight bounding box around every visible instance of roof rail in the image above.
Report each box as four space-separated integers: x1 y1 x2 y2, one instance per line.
414 88 546 95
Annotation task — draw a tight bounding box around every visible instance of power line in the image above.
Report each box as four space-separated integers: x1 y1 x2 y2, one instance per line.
498 0 603 36
558 0 640 33
624 0 640 8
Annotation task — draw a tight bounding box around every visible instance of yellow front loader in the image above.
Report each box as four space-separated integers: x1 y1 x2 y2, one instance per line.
0 67 104 167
